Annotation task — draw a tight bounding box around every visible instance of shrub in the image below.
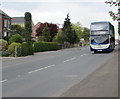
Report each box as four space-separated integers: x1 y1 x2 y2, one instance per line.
0 39 8 51
34 42 60 52
21 42 34 56
9 34 22 44
0 51 10 57
8 42 21 56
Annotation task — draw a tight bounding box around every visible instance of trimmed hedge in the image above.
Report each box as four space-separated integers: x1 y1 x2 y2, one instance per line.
34 42 60 52
21 42 34 56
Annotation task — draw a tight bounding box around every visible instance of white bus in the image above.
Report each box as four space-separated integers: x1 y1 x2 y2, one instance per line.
90 21 115 53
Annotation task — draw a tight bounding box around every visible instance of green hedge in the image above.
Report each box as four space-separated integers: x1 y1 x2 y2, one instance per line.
0 51 10 57
34 42 60 52
21 42 34 56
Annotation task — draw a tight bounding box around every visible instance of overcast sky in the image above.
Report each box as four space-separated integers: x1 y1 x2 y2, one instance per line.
0 0 118 38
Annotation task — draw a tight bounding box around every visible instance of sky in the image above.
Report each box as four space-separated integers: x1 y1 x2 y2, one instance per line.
0 0 118 39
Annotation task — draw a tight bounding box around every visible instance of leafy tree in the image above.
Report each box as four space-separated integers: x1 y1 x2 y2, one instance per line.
36 23 47 36
24 12 32 44
11 24 25 37
36 22 58 41
82 27 90 42
105 0 120 21
62 13 78 44
42 24 51 42
72 22 82 40
105 0 120 35
53 29 64 43
49 23 59 41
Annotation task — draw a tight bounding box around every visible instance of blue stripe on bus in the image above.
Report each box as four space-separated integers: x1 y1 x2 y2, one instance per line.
91 42 108 45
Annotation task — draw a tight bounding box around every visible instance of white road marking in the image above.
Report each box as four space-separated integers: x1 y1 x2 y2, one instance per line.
64 75 78 78
0 79 7 83
81 54 87 56
17 75 21 77
28 64 55 74
63 57 76 63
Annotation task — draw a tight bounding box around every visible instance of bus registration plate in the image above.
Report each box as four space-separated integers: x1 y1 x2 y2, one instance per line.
96 45 102 48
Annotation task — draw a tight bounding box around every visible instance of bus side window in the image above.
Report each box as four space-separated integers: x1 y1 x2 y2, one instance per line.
110 30 112 35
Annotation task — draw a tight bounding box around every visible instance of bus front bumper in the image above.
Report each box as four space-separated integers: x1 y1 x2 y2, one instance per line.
90 44 111 52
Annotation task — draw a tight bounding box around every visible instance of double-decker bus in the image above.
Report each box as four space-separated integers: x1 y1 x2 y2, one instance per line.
90 21 115 53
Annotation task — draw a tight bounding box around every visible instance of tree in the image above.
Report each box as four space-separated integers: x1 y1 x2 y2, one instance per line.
42 24 51 42
36 23 47 36
105 0 120 20
62 13 78 44
82 27 90 42
36 22 58 41
53 29 68 43
11 24 25 37
52 29 62 43
105 0 120 35
72 22 82 41
24 12 32 44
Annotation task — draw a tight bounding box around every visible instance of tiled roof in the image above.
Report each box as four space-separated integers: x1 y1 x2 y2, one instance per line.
0 9 11 18
11 17 24 23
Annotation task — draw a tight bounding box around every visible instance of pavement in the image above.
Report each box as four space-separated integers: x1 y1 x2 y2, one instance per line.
1 46 118 97
61 51 118 97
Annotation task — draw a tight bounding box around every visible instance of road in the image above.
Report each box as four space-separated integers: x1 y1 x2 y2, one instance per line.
1 46 118 97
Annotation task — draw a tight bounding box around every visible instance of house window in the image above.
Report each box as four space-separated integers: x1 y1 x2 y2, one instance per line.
8 20 10 28
4 19 8 28
3 32 7 37
8 32 10 36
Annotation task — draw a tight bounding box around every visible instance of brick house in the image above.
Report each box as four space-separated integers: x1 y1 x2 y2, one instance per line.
0 10 12 39
11 17 35 38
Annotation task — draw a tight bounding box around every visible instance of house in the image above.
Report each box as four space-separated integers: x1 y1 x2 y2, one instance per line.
11 17 25 27
34 22 42 38
11 17 35 38
0 10 12 39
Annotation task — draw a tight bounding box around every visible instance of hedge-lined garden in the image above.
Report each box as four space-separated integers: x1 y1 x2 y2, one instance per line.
0 12 60 57
1 13 90 57
0 38 60 57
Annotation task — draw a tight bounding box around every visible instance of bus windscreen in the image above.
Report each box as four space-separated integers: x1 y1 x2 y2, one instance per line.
91 23 108 31
91 31 108 35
